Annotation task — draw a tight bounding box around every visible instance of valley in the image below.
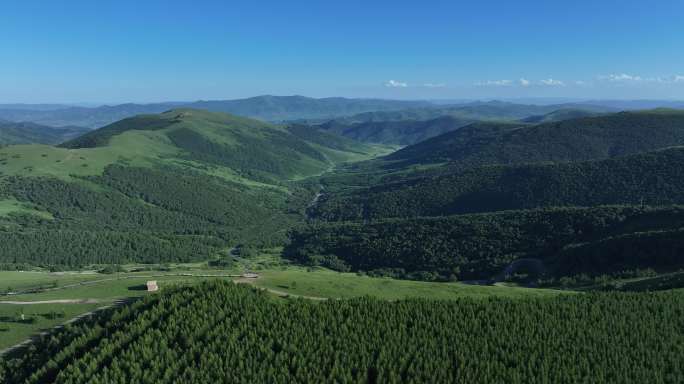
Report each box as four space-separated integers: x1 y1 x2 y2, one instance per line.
2 101 684 383
4 3 684 381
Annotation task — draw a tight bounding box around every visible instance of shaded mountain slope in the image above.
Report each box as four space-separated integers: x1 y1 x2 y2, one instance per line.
313 147 684 221
384 110 684 169
0 121 88 146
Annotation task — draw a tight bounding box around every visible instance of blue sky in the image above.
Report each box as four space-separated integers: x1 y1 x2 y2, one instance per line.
1 0 683 103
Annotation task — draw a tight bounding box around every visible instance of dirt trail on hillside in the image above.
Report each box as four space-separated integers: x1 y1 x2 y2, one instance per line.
0 299 129 357
234 277 328 301
0 299 101 305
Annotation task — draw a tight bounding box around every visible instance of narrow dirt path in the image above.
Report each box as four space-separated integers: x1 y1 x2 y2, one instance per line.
234 277 328 301
2 272 242 297
0 299 129 357
0 299 101 305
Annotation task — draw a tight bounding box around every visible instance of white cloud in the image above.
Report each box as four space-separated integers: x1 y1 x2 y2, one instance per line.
476 79 513 86
384 80 408 88
599 73 643 82
422 83 446 88
575 80 588 86
519 78 530 87
539 78 565 86
597 73 684 84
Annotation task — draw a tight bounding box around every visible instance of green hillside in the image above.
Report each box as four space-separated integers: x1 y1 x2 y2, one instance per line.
0 121 88 146
306 102 616 145
318 116 476 145
4 281 683 383
287 205 684 281
520 108 604 123
312 147 684 221
57 109 346 181
384 110 684 169
0 109 385 267
317 100 614 125
294 110 684 283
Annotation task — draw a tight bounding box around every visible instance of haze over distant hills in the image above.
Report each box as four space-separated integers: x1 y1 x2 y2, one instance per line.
0 96 431 129
0 96 682 130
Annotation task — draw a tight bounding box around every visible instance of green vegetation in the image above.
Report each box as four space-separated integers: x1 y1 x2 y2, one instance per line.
253 268 563 299
0 198 52 219
0 272 235 351
616 271 684 291
60 109 334 181
0 271 101 294
0 121 88 146
296 110 684 285
2 281 682 383
0 303 101 351
313 147 684 220
4 105 684 383
0 258 564 354
383 110 684 168
520 108 604 123
288 205 684 281
318 115 476 145
316 100 612 126
0 109 386 268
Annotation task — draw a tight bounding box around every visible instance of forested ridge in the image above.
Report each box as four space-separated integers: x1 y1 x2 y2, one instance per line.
0 164 309 267
292 110 684 282
0 109 388 268
384 110 684 168
317 116 476 145
60 108 338 181
312 147 684 221
2 281 683 384
287 205 684 280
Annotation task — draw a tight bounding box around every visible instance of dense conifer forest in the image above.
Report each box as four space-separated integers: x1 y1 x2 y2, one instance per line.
2 281 683 384
288 205 684 281
0 164 309 267
312 147 684 221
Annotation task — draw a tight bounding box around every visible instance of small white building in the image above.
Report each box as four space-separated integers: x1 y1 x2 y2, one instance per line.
241 273 259 279
146 281 159 292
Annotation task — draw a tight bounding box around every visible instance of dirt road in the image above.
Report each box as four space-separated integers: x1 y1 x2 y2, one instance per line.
0 299 101 305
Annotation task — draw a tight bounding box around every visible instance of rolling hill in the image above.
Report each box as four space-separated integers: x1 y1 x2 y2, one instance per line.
312 147 684 221
520 108 604 123
316 100 614 125
289 110 684 282
300 101 616 145
287 205 684 281
0 109 386 267
316 116 476 145
383 109 684 169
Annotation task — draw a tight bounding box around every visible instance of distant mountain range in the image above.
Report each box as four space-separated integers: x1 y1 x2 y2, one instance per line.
1 96 681 130
0 96 431 129
312 102 617 145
